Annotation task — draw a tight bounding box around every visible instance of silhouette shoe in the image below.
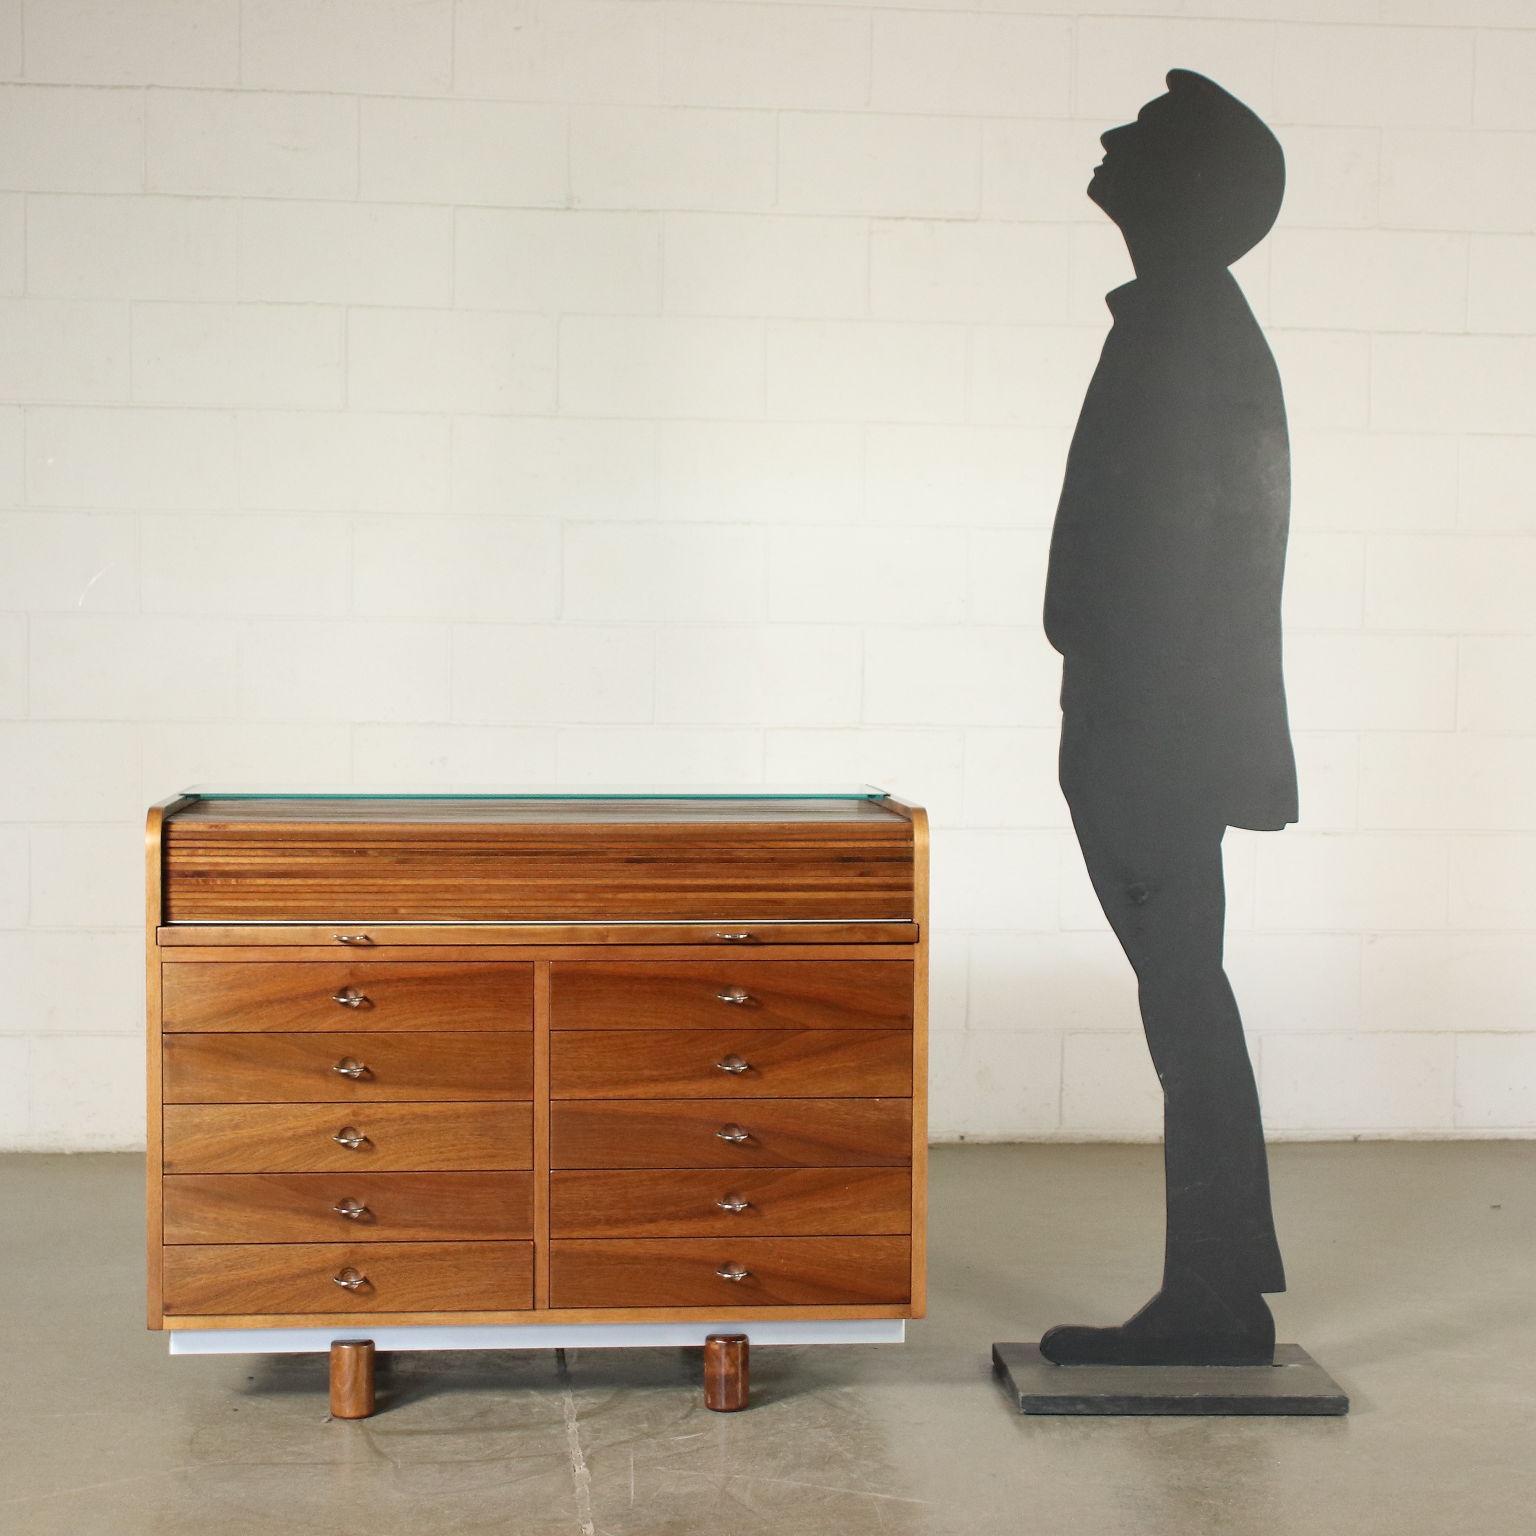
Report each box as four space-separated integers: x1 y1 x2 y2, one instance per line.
1038 1285 1275 1367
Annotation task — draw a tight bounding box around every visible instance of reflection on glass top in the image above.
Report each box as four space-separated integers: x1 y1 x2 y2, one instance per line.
184 783 890 801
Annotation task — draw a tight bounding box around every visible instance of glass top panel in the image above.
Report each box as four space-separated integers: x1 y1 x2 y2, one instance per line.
183 783 890 801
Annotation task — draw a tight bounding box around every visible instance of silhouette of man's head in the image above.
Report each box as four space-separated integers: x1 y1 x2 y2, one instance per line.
1090 70 1284 271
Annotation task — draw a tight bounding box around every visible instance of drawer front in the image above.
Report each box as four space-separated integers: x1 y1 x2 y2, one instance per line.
551 1029 912 1099
550 1169 911 1238
162 1241 533 1315
162 1172 533 1244
550 1237 910 1308
551 1098 912 1169
162 1031 532 1103
550 961 913 1031
162 962 533 1032
162 1102 533 1173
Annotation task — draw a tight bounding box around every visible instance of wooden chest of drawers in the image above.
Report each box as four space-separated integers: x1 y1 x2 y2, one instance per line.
146 790 928 1412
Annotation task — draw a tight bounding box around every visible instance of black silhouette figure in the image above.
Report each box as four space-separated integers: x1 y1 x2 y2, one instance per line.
1040 70 1296 1367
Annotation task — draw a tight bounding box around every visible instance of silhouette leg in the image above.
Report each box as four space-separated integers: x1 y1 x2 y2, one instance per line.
1149 963 1283 1298
1040 766 1282 1365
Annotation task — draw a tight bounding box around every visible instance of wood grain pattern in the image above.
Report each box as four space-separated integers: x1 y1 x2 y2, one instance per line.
146 794 194 1329
162 803 915 924
550 961 913 1030
162 1172 533 1244
162 1031 533 1104
162 962 533 1032
162 1241 533 1314
148 791 928 1333
330 1340 374 1418
703 1333 748 1412
885 794 931 1317
549 1168 911 1238
551 1098 912 1170
164 1304 914 1329
532 960 552 1309
161 1102 533 1173
551 1029 912 1099
157 930 918 953
549 1237 911 1308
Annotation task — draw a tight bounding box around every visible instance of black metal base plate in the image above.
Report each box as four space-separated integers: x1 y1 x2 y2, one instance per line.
992 1342 1348 1416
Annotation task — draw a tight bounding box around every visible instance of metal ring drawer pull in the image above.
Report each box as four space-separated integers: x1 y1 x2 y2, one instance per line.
331 1267 368 1291
334 934 373 946
715 1263 751 1283
715 1194 751 1213
331 988 369 1008
331 1057 370 1080
715 932 753 943
715 987 753 1006
714 1055 751 1075
331 1126 369 1149
332 1199 369 1220
714 1124 751 1143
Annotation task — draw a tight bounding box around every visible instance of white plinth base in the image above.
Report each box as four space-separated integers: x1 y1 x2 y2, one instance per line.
169 1319 906 1355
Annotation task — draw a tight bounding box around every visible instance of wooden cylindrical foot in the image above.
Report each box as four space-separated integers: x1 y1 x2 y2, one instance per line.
704 1333 749 1412
329 1340 376 1419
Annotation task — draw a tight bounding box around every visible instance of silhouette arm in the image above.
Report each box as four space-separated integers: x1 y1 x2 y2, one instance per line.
1045 311 1285 702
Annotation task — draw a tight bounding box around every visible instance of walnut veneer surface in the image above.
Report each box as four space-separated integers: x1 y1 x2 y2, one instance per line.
147 792 929 1330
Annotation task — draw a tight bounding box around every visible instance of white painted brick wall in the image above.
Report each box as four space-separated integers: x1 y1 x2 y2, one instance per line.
147 89 357 198
0 1 1531 1150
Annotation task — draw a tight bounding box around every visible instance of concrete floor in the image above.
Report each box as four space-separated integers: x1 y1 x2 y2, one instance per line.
1 1143 1532 1536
